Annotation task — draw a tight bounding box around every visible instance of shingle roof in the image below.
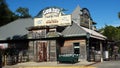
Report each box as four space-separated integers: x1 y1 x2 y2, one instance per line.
0 18 34 40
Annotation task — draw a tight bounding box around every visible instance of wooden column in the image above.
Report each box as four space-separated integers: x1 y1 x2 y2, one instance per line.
49 40 57 61
28 41 35 61
86 33 90 61
100 41 103 62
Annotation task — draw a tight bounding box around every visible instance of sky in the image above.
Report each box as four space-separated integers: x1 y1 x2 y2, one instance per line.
6 0 120 29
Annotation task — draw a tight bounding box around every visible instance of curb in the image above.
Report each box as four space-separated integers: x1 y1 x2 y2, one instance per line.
85 61 100 67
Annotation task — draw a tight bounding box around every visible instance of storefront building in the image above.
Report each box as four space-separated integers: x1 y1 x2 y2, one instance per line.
27 6 107 62
0 6 107 64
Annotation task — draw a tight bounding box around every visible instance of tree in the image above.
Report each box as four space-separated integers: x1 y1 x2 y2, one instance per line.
116 26 120 40
105 25 119 41
0 0 14 26
118 12 120 19
15 7 31 18
0 0 32 27
99 25 120 41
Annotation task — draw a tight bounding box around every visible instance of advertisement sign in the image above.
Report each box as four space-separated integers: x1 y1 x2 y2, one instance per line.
34 15 71 26
34 7 71 26
0 43 8 49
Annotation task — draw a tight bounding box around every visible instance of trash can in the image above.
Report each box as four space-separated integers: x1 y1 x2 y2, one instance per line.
103 51 109 61
95 54 101 62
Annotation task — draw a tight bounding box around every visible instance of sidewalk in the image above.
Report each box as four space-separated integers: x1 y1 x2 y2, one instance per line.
2 61 96 68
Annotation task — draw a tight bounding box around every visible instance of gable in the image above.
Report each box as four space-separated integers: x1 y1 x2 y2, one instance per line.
62 22 87 37
71 5 82 23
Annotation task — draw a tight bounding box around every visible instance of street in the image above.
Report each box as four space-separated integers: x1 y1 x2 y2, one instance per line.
2 61 96 68
92 61 120 68
3 60 120 68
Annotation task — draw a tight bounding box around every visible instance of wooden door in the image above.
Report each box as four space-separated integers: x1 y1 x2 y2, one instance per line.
38 42 47 62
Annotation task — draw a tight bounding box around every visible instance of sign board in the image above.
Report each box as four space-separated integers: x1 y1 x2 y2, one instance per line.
0 43 8 49
43 7 60 18
34 7 71 26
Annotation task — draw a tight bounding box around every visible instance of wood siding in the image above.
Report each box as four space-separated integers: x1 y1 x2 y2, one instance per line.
49 40 57 61
61 39 87 60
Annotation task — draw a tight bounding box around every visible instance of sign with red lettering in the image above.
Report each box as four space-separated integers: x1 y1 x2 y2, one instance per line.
34 7 71 26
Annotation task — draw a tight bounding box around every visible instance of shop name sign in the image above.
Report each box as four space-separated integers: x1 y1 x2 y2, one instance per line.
43 7 61 18
46 19 58 24
0 43 8 49
43 8 60 15
34 7 71 26
34 15 71 26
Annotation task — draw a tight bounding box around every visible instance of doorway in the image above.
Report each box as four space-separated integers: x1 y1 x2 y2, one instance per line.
73 43 80 54
37 41 47 62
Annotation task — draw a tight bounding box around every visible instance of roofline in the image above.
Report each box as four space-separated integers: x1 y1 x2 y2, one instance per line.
72 21 107 40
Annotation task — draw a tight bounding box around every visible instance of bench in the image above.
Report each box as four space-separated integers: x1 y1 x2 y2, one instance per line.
58 54 79 63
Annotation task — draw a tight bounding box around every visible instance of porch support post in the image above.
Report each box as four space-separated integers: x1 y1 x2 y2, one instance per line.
100 41 103 62
86 33 90 61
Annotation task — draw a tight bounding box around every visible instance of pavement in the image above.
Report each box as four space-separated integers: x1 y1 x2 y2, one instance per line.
2 61 97 68
92 61 120 68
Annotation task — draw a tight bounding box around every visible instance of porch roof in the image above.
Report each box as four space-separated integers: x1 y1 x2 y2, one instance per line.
81 26 107 40
62 22 107 40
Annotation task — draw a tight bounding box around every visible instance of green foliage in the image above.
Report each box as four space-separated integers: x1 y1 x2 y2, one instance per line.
99 25 120 41
0 0 15 26
15 7 31 18
0 0 32 27
118 12 120 19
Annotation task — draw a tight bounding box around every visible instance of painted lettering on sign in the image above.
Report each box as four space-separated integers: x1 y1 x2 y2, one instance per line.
34 7 71 26
46 19 58 24
43 8 60 15
37 20 42 24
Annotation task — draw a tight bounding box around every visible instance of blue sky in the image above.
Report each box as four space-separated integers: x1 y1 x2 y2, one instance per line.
6 0 120 29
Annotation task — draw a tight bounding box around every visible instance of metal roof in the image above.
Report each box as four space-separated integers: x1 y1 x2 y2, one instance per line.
81 26 107 40
71 5 82 23
0 18 34 40
62 21 107 40
62 22 87 37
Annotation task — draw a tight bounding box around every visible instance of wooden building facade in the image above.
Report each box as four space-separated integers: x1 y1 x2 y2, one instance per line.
27 6 107 62
0 6 107 64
